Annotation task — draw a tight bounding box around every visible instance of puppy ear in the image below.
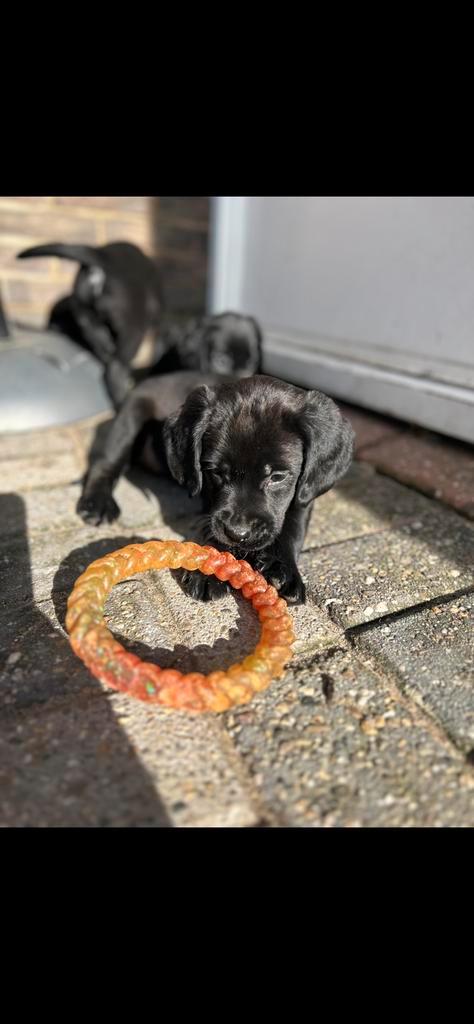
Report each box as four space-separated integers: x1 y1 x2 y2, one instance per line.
296 390 355 505
162 385 214 496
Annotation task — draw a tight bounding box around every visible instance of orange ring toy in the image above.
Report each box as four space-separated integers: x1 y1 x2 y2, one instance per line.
66 540 294 713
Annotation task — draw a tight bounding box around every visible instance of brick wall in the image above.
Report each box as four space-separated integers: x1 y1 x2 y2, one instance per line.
152 197 210 323
0 196 210 328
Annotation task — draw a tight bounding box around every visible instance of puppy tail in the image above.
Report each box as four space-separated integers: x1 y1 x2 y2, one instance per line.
17 243 101 266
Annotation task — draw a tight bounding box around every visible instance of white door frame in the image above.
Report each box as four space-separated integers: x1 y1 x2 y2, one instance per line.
208 196 248 312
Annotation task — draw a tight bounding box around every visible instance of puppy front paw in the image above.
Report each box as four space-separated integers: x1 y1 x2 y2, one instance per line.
278 572 306 605
76 492 120 525
177 569 226 602
258 559 306 605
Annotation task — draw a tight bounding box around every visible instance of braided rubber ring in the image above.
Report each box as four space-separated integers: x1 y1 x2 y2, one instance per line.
66 540 294 713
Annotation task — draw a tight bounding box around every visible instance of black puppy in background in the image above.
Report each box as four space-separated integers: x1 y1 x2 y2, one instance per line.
18 241 163 407
147 312 262 378
18 239 262 399
77 373 354 604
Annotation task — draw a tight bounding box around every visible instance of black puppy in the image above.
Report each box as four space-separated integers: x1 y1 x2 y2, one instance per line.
147 312 262 378
77 373 354 605
17 241 163 406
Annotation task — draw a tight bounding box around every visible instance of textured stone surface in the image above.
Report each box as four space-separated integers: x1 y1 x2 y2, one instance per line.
353 594 474 755
0 504 200 616
1 528 151 613
305 463 435 549
288 603 345 660
107 696 258 828
0 691 259 827
301 511 474 628
0 452 83 492
0 475 176 539
0 602 93 711
0 693 171 827
0 425 79 460
224 649 474 827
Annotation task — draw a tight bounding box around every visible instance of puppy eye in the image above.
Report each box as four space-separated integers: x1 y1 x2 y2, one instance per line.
210 470 224 485
267 471 289 485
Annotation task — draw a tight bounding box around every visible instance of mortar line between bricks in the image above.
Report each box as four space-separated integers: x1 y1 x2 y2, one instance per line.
290 644 350 675
344 584 474 638
215 720 279 826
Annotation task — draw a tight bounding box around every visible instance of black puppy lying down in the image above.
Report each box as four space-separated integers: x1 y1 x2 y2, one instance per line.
18 241 163 407
78 373 354 604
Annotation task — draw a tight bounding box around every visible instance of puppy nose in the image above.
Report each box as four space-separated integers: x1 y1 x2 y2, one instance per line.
225 519 252 542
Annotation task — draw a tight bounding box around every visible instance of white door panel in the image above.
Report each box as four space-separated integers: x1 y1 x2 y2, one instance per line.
210 196 474 442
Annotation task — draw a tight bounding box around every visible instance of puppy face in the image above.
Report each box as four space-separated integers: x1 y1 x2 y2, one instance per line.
179 313 262 377
201 418 304 551
163 375 354 555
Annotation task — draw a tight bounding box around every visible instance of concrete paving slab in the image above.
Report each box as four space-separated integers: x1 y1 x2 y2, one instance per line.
352 594 474 755
304 464 438 549
0 690 259 828
300 512 474 628
224 649 474 827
